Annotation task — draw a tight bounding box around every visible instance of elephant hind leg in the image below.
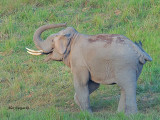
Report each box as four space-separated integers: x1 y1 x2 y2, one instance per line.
118 87 125 112
125 82 137 114
117 70 137 115
74 93 79 106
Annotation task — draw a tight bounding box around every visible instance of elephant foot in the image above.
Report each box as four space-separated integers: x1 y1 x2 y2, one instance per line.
74 93 92 113
117 107 125 113
125 105 137 115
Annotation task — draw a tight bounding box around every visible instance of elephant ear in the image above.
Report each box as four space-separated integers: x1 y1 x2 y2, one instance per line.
54 34 71 54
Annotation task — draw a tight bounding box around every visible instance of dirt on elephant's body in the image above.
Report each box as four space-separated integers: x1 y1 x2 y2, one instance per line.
88 34 126 48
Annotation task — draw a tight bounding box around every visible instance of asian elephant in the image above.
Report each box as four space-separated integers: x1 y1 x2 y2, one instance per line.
26 23 152 115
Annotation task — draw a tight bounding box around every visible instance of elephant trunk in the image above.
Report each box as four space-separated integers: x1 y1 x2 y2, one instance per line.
33 23 67 53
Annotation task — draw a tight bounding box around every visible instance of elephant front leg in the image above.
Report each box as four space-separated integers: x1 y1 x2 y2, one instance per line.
73 68 92 112
74 80 100 108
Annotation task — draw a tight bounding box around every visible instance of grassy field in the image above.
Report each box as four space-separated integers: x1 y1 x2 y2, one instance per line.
0 0 160 119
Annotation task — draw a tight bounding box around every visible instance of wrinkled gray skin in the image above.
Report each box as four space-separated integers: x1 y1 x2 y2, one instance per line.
31 23 152 115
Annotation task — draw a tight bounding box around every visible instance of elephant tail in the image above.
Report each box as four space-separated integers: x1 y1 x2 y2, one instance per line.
130 41 152 64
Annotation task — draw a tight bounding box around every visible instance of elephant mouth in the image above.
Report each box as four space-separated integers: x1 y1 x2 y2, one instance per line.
26 47 53 55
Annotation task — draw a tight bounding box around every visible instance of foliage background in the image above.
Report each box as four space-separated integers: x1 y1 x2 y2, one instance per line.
0 0 160 119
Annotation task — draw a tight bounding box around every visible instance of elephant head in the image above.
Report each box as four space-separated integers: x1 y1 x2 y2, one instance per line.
26 23 78 62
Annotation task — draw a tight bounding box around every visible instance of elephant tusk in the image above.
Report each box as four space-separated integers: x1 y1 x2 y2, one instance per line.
26 47 43 53
27 51 42 55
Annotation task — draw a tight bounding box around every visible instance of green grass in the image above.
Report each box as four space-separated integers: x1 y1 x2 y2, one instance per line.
0 0 160 119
